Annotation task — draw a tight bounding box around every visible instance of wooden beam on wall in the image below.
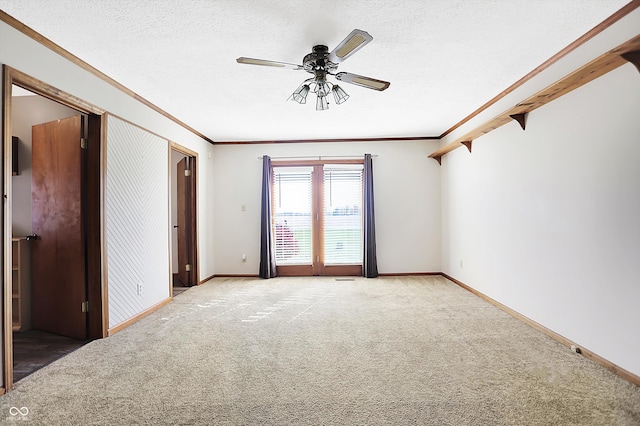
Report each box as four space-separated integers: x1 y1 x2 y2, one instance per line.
0 10 215 144
439 1 640 140
428 34 640 164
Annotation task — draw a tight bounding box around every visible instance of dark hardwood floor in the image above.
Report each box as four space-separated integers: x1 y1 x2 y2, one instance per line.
172 274 191 297
173 285 189 296
14 284 189 383
13 329 87 382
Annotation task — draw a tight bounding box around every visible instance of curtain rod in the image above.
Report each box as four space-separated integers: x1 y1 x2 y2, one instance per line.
257 154 378 160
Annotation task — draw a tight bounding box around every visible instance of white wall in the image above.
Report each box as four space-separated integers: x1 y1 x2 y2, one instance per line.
10 94 78 236
441 64 640 376
0 22 214 332
0 19 216 285
212 140 441 275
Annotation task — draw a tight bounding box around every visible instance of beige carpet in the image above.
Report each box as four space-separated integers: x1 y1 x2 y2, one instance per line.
1 276 639 425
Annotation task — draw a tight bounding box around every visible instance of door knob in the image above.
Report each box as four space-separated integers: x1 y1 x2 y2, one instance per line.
26 234 39 241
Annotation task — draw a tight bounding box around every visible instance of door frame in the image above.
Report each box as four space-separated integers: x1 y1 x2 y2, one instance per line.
272 159 364 277
169 142 199 295
2 66 108 391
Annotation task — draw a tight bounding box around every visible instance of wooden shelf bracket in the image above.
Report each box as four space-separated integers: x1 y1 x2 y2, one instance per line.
461 141 473 153
621 50 640 73
509 113 527 130
432 155 442 165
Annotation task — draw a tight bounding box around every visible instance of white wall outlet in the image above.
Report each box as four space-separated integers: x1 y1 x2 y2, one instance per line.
460 260 463 268
241 205 246 212
242 253 247 262
137 283 143 296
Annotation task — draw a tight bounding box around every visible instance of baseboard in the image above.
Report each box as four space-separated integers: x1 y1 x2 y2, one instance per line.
0 386 5 396
107 297 172 336
199 273 216 284
212 274 260 278
441 273 640 388
210 272 440 278
378 272 441 276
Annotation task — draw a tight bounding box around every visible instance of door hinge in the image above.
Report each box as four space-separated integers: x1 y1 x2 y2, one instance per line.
81 137 87 150
184 169 192 177
81 301 90 312
185 264 192 272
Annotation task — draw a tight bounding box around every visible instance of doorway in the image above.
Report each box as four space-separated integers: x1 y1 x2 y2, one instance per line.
170 144 198 296
272 161 364 276
3 67 106 390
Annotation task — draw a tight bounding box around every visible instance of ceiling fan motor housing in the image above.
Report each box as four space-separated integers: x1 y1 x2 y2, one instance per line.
303 45 338 76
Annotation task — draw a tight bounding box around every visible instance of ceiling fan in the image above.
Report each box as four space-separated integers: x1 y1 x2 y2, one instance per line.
237 29 390 110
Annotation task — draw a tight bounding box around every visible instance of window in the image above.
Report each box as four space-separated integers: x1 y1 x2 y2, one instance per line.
273 167 313 265
323 166 363 265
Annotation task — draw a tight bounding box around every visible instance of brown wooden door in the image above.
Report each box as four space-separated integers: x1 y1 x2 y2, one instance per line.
31 115 87 339
176 157 196 286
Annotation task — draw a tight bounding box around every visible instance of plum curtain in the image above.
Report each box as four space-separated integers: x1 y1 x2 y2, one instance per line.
259 155 277 278
363 153 378 278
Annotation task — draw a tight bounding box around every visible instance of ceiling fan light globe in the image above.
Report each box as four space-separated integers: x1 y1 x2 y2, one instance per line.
332 85 349 104
316 95 329 111
291 84 310 104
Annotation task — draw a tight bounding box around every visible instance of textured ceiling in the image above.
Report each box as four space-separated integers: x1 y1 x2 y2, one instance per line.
0 1 630 142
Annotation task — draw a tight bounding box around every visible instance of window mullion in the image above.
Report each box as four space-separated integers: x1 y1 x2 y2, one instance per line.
312 165 324 275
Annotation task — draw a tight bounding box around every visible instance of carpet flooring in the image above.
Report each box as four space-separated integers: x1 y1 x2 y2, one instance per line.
1 275 638 425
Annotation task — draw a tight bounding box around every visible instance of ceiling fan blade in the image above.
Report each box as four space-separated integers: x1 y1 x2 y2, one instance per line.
328 29 373 63
236 57 302 70
335 72 390 91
